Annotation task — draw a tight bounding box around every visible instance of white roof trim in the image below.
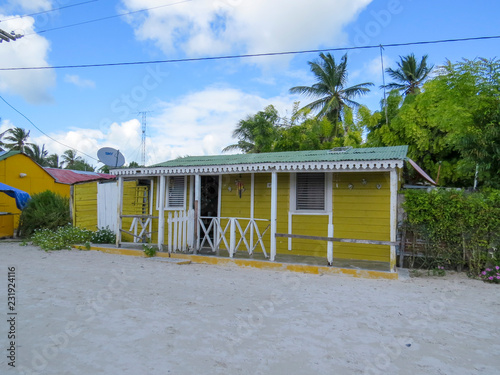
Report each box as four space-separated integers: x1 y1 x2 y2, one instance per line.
111 159 405 176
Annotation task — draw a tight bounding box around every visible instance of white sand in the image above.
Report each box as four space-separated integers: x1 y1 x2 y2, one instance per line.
0 243 499 375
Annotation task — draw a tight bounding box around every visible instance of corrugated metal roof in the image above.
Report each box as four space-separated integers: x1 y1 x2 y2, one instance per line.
151 146 408 168
44 168 116 184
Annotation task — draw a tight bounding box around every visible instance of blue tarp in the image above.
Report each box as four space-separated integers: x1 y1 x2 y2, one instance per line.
0 182 30 210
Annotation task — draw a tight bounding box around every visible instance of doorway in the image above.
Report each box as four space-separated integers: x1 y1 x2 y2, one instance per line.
199 176 219 247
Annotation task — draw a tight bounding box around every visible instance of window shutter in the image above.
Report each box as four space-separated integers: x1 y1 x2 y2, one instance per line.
167 176 185 208
296 173 325 210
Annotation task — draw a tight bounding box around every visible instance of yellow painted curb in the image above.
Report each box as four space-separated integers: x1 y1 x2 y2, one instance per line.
76 245 398 280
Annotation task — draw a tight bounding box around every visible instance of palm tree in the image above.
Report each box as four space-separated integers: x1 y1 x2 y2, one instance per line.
61 149 82 169
223 105 279 153
290 53 373 139
25 144 49 166
45 153 60 168
4 127 33 152
382 54 434 95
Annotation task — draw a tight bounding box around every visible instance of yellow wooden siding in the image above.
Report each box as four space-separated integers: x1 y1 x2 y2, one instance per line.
121 182 149 242
0 153 69 230
220 174 252 246
332 172 391 262
288 215 329 257
73 182 98 229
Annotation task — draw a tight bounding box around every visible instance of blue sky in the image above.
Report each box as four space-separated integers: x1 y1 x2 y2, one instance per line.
0 0 499 168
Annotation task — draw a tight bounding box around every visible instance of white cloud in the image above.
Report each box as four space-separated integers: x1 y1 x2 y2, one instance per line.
14 87 293 167
144 86 294 163
64 74 96 88
0 15 55 103
122 0 373 64
6 0 51 12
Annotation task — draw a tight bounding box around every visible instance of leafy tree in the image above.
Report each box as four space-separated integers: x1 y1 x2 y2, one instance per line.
69 159 95 172
0 129 8 151
4 127 33 153
274 106 363 151
46 154 60 168
383 54 434 95
128 161 140 167
290 53 373 139
25 144 49 166
98 165 110 173
61 149 82 169
223 105 279 153
365 57 500 188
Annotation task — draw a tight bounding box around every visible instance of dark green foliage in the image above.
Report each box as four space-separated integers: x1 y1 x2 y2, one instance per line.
402 189 500 275
18 191 71 237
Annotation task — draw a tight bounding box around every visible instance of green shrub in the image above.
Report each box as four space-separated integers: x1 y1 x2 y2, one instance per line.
31 226 93 251
402 188 500 275
18 191 70 237
29 226 117 251
479 266 500 283
143 244 156 257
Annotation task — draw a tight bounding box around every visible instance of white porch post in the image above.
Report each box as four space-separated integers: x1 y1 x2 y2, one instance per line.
194 174 201 253
157 176 166 251
250 173 255 249
327 172 333 265
115 176 124 247
270 171 278 261
390 168 398 272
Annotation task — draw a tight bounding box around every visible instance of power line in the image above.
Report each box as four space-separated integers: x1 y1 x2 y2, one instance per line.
0 94 99 162
1 34 500 71
24 0 193 36
0 0 98 23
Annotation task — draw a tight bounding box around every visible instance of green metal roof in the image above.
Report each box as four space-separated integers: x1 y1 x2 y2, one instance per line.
151 146 408 168
0 150 21 162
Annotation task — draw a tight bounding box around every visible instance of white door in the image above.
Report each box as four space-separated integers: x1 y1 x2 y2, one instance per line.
97 181 118 232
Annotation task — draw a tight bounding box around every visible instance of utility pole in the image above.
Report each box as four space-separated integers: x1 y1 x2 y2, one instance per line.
0 28 23 43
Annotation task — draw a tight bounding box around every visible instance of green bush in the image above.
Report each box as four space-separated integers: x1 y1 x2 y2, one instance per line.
402 188 500 275
18 190 70 237
31 226 93 251
143 244 156 257
30 226 117 251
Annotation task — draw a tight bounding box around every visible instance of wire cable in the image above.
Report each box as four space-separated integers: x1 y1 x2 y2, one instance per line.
1 34 500 71
0 0 98 23
0 94 99 162
23 0 193 36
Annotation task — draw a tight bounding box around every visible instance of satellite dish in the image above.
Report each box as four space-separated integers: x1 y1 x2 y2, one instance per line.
97 147 125 168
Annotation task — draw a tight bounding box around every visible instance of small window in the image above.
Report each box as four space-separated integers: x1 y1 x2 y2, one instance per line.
296 173 325 211
167 176 185 209
157 176 186 210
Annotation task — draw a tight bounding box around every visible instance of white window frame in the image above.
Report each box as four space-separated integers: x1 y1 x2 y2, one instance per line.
156 176 187 211
290 172 332 213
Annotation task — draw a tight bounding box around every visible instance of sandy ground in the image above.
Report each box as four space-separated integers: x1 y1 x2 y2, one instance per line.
0 242 499 375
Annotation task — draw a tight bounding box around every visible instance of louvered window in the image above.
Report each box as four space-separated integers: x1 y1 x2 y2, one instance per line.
167 176 185 209
296 173 325 211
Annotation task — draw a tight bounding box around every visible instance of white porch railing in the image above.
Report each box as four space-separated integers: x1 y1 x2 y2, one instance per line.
167 210 195 253
198 217 271 258
122 214 156 243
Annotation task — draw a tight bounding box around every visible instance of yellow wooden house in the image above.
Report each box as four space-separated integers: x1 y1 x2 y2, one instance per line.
0 150 115 237
100 146 407 272
0 150 69 236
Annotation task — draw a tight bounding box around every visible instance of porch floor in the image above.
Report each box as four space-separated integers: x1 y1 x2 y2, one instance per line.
115 243 392 273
